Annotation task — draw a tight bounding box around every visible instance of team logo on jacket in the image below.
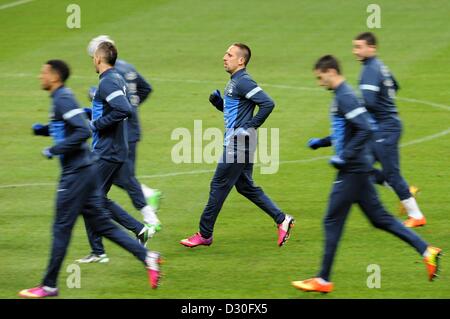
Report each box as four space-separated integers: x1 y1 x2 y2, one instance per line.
225 81 236 97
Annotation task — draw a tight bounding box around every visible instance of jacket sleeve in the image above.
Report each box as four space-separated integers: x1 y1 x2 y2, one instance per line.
135 71 152 105
237 77 275 129
49 97 91 155
359 65 381 110
93 78 132 131
338 93 372 161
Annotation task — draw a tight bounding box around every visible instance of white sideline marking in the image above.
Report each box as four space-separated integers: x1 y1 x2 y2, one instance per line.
396 97 450 112
400 128 450 147
0 0 34 10
1 127 449 190
1 73 449 108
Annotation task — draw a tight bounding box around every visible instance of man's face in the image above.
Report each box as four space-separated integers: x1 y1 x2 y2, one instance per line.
39 64 57 91
223 45 245 74
92 51 101 74
314 69 334 90
352 39 376 61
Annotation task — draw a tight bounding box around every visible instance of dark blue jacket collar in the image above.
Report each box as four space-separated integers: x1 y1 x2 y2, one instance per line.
51 85 65 98
230 68 246 80
363 56 377 65
334 80 347 94
99 67 115 79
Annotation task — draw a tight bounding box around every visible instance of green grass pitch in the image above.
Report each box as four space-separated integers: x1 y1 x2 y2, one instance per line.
0 0 449 298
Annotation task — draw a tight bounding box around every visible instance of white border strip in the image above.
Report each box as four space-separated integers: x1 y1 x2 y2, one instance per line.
63 108 84 120
360 84 380 92
106 90 124 102
345 107 367 120
245 87 262 99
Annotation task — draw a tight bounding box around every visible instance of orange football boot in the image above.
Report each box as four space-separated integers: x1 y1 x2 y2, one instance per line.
292 277 334 293
404 216 426 228
423 246 442 281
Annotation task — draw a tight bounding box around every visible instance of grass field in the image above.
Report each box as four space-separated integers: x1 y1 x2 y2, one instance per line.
0 0 449 299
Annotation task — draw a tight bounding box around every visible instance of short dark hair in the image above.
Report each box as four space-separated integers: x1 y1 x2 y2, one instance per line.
232 42 251 66
96 41 118 66
46 59 70 83
354 32 377 46
313 55 341 74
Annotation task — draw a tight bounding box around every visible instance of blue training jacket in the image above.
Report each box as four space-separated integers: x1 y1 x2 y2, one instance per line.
214 68 275 147
329 81 374 173
47 86 93 174
114 59 152 143
91 68 132 163
359 56 401 132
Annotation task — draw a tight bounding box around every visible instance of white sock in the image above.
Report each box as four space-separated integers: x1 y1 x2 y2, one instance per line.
141 205 160 225
317 277 330 284
401 197 424 219
141 184 156 199
422 248 431 258
43 286 58 292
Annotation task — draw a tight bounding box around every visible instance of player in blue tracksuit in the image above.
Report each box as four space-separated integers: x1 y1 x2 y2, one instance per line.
77 42 155 264
85 36 162 239
18 60 161 298
180 43 294 248
113 59 161 221
353 32 426 228
292 55 440 293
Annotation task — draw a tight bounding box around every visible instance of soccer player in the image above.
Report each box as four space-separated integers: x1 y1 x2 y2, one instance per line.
76 42 155 264
292 55 441 293
86 35 162 236
19 60 161 298
180 43 294 248
352 32 426 228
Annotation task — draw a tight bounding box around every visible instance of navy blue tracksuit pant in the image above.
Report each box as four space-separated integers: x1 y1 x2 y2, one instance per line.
371 130 411 200
113 141 147 211
199 147 285 238
84 158 145 255
318 171 428 281
43 164 147 288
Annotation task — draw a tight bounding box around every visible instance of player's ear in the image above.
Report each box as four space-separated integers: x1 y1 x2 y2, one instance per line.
93 54 100 65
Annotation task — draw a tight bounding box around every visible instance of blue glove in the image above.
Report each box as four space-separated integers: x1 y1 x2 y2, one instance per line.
209 89 223 108
88 86 97 102
308 138 323 150
329 155 346 169
32 123 49 136
42 147 53 159
83 107 92 120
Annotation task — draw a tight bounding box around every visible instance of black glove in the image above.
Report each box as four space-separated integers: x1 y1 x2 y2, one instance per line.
209 89 223 108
